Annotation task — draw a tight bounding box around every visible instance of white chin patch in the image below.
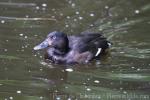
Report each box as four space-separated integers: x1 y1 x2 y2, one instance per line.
95 48 102 57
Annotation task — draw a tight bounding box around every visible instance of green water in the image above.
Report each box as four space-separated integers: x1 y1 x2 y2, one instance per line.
0 0 150 100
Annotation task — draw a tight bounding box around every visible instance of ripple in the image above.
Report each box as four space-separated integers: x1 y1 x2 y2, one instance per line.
111 73 149 80
0 55 20 60
0 16 57 21
0 2 36 7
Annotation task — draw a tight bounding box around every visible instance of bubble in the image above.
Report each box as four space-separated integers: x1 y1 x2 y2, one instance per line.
65 68 73 72
65 86 68 89
19 33 24 36
75 11 79 15
60 13 63 16
4 49 8 52
42 8 46 11
86 88 91 91
83 82 86 85
44 78 48 81
124 17 128 21
9 97 13 100
24 36 28 39
25 45 28 48
135 10 140 14
105 6 109 9
71 3 75 7
66 16 71 19
120 87 123 90
42 3 47 7
94 80 100 83
17 90 21 94
65 24 69 27
98 96 101 99
34 34 38 37
1 20 5 24
40 56 42 58
137 68 140 71
67 98 71 100
68 1 72 4
51 16 55 18
25 15 29 18
99 28 103 31
52 8 55 11
40 96 43 99
120 52 125 54
22 46 24 49
73 19 77 22
36 6 40 10
123 91 127 94
56 97 61 100
34 54 37 57
79 16 83 20
90 13 95 17
131 67 135 69
90 24 94 27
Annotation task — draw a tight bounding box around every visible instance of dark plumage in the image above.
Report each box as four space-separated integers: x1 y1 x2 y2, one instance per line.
34 31 111 64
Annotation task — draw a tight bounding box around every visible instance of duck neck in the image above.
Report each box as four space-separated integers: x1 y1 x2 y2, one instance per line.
53 35 69 55
54 46 69 55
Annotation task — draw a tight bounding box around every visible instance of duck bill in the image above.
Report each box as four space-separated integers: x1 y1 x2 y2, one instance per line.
33 39 50 50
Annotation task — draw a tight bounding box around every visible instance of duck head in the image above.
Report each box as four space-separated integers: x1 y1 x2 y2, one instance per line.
34 31 69 53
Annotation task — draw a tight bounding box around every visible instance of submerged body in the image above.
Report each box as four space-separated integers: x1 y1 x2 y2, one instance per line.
34 31 111 64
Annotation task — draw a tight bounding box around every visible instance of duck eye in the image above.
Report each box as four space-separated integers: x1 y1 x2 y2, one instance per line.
52 36 57 40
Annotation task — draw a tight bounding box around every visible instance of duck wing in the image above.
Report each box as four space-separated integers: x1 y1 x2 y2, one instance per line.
69 33 111 56
64 33 111 63
68 33 104 50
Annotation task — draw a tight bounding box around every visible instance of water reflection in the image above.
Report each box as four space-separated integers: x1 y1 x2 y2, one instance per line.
0 0 150 100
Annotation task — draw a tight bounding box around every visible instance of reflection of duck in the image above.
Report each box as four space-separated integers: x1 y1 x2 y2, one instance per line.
34 31 111 64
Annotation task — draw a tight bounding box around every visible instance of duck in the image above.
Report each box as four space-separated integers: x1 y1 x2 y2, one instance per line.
33 31 111 64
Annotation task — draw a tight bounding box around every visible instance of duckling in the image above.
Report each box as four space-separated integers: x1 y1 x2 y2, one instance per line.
34 31 111 64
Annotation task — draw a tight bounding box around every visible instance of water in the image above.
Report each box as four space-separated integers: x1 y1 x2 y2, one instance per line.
0 0 150 100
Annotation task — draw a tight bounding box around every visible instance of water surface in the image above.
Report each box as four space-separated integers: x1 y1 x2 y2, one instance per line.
0 0 150 100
